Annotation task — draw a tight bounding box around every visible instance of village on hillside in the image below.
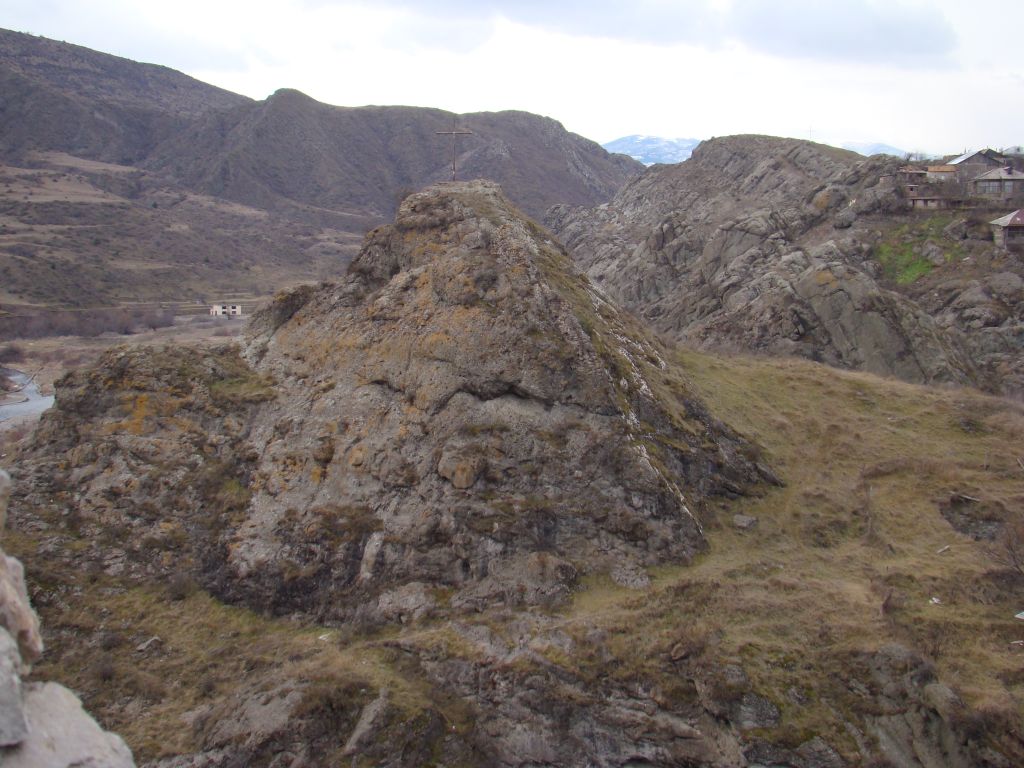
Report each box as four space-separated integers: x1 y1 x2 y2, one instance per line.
898 147 1024 248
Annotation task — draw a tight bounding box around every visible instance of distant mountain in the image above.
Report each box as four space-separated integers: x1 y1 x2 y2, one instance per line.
840 141 907 158
0 28 642 307
146 88 642 222
602 135 701 166
0 28 251 163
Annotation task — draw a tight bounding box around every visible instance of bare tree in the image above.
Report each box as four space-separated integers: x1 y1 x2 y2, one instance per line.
989 516 1024 577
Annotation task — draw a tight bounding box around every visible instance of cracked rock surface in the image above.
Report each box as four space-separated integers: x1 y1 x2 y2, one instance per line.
548 135 978 387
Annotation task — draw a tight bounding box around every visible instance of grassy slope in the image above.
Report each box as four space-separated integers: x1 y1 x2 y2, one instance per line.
872 213 965 284
663 349 1023 748
6 345 1024 763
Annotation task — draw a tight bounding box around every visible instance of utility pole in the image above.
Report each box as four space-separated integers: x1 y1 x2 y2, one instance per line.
436 117 473 181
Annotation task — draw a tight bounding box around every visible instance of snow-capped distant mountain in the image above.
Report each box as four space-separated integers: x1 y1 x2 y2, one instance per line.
840 141 907 158
603 135 702 166
603 135 909 165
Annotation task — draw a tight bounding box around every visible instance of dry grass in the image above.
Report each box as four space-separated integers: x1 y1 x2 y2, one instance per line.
551 349 1024 754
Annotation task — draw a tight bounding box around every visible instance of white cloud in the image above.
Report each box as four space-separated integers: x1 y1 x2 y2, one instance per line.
729 0 956 67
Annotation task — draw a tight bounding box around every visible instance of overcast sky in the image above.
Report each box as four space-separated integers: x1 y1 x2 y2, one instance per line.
3 0 1022 155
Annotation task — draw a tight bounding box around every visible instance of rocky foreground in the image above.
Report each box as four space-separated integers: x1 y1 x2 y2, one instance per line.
4 182 1023 766
1 468 135 766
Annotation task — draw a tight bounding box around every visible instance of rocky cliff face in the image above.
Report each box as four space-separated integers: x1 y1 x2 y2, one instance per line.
0 469 135 767
548 135 980 386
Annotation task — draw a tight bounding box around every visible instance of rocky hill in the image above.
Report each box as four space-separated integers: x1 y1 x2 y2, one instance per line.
549 134 1024 394
13 180 766 626
5 181 1023 767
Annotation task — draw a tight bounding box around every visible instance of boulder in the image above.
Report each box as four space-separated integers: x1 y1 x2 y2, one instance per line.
3 682 134 768
0 469 134 767
0 628 27 747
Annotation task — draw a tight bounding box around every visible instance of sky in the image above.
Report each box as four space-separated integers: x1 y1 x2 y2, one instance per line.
2 0 1022 155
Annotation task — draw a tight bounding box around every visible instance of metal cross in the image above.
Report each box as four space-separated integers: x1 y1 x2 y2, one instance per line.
436 117 473 181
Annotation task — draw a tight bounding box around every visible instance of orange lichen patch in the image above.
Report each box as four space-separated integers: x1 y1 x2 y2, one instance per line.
814 269 837 286
347 444 367 467
113 393 152 435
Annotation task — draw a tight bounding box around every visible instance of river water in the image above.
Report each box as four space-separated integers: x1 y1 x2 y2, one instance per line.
0 368 54 424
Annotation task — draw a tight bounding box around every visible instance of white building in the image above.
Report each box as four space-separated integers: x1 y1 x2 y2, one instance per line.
210 303 243 317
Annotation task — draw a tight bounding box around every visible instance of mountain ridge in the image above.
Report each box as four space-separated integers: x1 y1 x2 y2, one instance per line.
0 27 642 309
144 89 640 221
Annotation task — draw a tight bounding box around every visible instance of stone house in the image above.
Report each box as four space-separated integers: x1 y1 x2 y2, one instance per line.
897 166 927 183
898 166 927 197
908 194 955 210
949 148 1007 181
970 167 1024 199
210 303 243 317
990 209 1024 249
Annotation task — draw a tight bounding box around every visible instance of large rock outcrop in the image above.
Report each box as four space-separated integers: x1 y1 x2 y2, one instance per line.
0 469 135 767
14 181 767 629
548 135 978 386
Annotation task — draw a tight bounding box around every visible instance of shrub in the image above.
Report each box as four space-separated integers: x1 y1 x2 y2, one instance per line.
92 656 116 683
0 306 176 340
0 343 25 364
989 516 1024 576
167 572 197 601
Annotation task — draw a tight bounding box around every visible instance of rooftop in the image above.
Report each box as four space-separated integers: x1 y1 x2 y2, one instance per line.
973 167 1024 181
990 209 1024 227
949 148 1005 165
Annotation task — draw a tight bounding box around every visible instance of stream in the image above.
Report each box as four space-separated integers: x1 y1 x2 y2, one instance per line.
0 367 54 424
